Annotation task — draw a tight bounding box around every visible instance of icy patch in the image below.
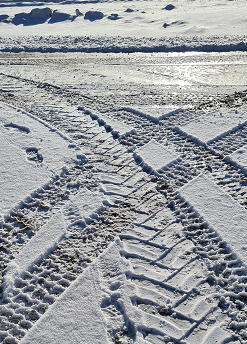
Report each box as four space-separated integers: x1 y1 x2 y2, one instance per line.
179 174 247 266
123 105 183 123
90 110 135 138
0 102 84 220
134 139 180 173
3 187 111 299
176 109 247 145
226 145 247 175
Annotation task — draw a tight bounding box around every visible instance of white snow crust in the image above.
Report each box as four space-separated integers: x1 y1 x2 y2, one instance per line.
176 109 247 145
0 102 83 220
179 174 247 266
123 106 183 123
135 139 180 173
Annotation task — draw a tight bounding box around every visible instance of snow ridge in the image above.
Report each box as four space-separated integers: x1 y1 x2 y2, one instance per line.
1 35 247 53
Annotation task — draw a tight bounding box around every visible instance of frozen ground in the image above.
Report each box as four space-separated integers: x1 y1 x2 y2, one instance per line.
1 51 247 344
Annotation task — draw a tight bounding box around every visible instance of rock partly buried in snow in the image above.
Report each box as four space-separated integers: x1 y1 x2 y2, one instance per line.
30 8 53 18
75 9 83 17
0 14 9 23
49 10 72 23
84 11 104 21
163 4 175 11
125 8 134 13
108 13 121 20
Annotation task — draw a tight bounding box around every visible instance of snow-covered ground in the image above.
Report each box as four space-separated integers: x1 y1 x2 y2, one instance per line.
1 0 247 343
0 0 247 52
1 53 247 343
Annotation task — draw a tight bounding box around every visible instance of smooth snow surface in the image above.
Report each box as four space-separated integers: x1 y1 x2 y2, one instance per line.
227 145 247 175
124 106 183 123
135 139 179 173
179 174 247 266
176 109 247 145
0 102 83 220
3 188 110 298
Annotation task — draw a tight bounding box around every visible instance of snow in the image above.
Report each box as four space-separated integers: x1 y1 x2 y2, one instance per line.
18 240 122 344
134 139 180 173
19 250 109 344
226 145 247 175
1 0 247 342
3 187 111 299
0 0 247 52
179 174 247 266
123 106 183 123
201 326 231 344
176 109 247 145
89 110 136 138
0 102 84 221
19 238 184 344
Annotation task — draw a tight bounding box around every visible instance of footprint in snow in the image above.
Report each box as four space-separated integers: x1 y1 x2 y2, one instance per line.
26 147 43 164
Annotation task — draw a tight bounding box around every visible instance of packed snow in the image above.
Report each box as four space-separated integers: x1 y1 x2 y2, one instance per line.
3 187 112 299
19 244 109 344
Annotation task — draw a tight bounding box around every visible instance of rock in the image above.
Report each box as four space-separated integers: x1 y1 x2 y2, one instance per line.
84 11 104 21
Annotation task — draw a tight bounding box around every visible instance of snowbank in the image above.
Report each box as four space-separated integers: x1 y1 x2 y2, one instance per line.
0 0 247 53
0 35 247 53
